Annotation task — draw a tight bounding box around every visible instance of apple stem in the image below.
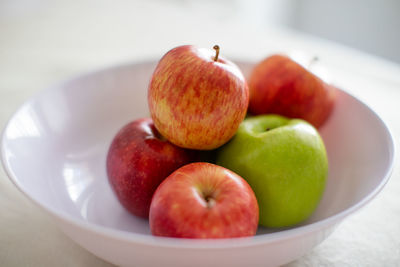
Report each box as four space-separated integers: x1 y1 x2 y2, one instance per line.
309 56 319 68
206 197 216 208
213 45 220 61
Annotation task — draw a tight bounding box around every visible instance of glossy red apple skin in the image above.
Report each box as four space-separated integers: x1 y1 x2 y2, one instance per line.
149 162 259 238
106 118 198 218
148 45 249 150
248 54 336 128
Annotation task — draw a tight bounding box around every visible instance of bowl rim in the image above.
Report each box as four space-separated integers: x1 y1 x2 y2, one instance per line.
0 61 395 249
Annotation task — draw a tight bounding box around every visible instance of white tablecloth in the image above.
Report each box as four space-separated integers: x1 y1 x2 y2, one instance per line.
1 1 399 266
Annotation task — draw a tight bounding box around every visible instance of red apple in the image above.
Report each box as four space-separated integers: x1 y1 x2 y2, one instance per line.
148 45 249 150
248 54 336 128
149 162 259 238
106 118 198 218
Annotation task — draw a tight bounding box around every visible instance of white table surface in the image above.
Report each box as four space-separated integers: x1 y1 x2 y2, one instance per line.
1 1 400 266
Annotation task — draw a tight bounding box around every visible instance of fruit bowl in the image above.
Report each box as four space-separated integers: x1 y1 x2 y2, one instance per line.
0 60 394 267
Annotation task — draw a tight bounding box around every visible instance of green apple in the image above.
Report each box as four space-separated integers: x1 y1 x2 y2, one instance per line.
216 115 328 228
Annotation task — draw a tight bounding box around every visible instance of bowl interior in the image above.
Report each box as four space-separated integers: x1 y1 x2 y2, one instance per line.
1 61 394 237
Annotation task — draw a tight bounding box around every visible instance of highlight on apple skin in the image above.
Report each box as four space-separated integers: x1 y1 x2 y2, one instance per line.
149 162 259 238
148 45 249 150
106 118 198 218
248 54 336 128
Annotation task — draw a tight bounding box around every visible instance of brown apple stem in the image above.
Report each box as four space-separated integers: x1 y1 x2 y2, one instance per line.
309 56 319 68
213 45 220 61
206 197 216 208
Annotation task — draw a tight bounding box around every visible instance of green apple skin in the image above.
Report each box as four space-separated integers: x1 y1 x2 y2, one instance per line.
216 115 328 228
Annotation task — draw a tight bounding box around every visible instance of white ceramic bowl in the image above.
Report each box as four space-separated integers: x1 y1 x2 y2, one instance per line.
1 61 394 267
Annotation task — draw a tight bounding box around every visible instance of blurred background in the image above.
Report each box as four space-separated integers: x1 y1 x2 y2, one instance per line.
239 0 400 63
2 0 400 62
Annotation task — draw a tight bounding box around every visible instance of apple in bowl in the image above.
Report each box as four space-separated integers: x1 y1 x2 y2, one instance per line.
149 162 259 238
216 115 328 228
248 54 336 128
106 118 198 218
148 45 249 150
